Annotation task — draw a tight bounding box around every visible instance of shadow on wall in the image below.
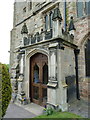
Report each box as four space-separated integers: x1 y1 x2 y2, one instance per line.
65 75 76 103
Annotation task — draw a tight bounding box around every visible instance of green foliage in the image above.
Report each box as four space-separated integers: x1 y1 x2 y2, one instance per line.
2 64 9 74
44 107 54 116
36 111 82 118
58 108 62 112
0 63 2 118
0 63 12 118
5 64 10 70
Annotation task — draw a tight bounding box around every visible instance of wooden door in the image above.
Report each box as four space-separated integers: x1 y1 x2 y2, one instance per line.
30 53 48 106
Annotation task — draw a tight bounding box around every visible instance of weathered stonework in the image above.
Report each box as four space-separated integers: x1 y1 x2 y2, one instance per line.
10 0 90 111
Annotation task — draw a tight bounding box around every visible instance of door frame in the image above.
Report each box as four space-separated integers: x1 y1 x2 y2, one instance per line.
29 52 48 106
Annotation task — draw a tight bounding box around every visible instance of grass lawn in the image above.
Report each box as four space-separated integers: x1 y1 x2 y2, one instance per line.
35 111 83 118
24 111 90 120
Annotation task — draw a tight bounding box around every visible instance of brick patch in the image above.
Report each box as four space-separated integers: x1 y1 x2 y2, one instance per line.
80 78 90 103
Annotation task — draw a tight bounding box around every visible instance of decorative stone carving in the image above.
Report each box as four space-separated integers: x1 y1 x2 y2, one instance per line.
52 8 63 37
18 81 23 93
52 8 62 22
20 54 24 74
47 81 58 88
20 23 28 47
18 75 24 82
21 23 28 34
68 16 76 36
45 29 52 40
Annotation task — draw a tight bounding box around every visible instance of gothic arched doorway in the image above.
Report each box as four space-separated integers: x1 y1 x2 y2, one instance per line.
30 53 48 106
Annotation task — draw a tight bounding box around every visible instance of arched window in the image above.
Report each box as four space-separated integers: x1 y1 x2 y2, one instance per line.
33 64 39 83
85 40 90 76
45 15 48 30
43 63 48 84
85 1 90 15
49 12 53 28
77 1 83 17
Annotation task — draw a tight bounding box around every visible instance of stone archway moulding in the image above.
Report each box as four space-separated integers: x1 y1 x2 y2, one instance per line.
78 32 90 47
25 48 49 99
26 48 49 59
77 32 90 83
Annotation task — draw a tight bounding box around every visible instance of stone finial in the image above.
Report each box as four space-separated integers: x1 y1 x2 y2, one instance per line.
68 16 76 31
21 23 28 34
52 8 62 22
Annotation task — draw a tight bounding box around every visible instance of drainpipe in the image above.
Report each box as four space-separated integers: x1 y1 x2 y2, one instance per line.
64 0 66 31
74 49 80 100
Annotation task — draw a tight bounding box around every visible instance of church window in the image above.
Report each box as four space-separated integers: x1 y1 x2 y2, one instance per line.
77 1 83 17
85 40 90 76
45 15 48 30
49 12 53 28
85 1 90 15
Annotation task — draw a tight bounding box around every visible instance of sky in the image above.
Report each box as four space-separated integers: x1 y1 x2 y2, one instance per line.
0 0 14 64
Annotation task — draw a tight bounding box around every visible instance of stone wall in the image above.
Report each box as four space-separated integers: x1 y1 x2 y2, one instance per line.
66 1 90 102
80 78 90 103
10 28 16 71
11 1 65 62
10 0 90 104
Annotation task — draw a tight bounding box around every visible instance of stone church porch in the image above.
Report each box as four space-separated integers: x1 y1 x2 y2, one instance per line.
11 35 80 112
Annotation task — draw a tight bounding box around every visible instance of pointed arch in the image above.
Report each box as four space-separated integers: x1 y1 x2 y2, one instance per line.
78 32 90 47
26 48 49 59
25 48 49 99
